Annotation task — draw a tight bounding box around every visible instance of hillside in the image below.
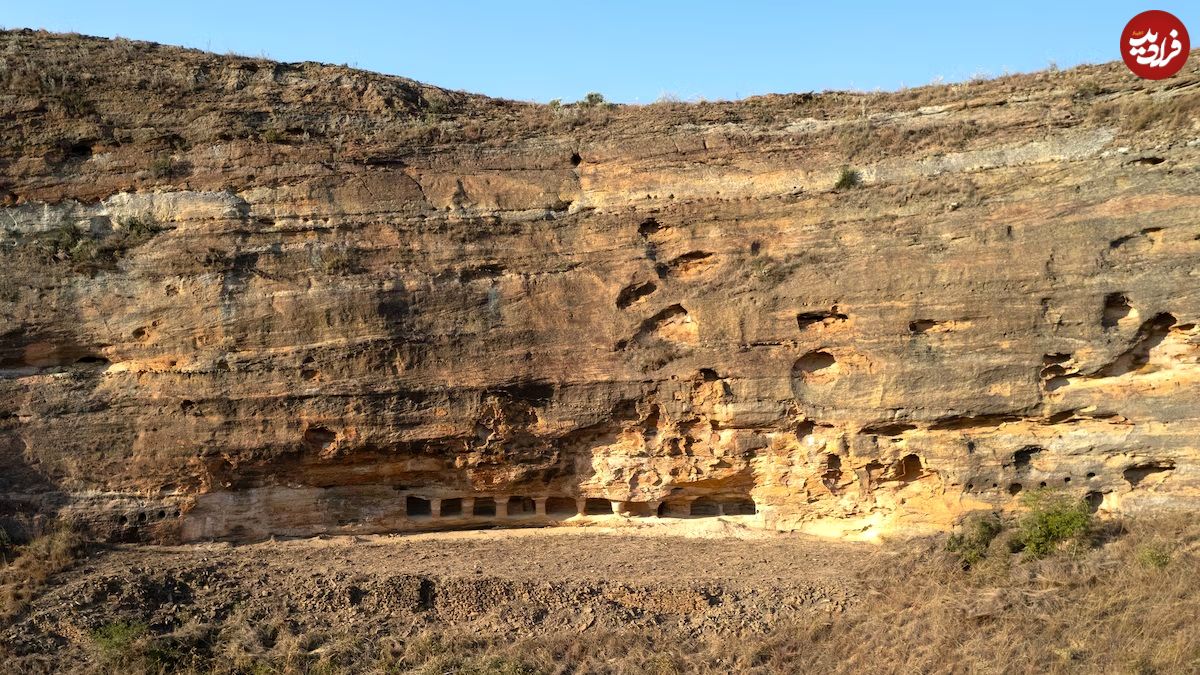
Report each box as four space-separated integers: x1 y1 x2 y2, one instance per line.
1 29 1200 546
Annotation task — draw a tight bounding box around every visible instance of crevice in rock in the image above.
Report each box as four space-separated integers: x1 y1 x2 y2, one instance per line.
615 281 657 309
862 423 916 436
1101 292 1133 329
617 304 698 350
1123 462 1174 487
664 251 715 277
1093 313 1175 377
927 414 1020 431
796 307 848 330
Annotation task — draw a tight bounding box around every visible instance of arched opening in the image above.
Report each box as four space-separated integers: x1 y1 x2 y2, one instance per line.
620 502 654 517
546 497 577 517
472 498 496 518
406 496 431 518
690 498 721 517
441 498 463 517
507 496 536 518
721 497 756 515
584 498 612 515
657 502 688 518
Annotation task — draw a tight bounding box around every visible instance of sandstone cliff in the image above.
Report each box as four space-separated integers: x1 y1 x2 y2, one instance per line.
2 30 1199 542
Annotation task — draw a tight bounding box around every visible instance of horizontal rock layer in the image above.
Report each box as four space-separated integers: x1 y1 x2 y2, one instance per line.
2 30 1200 541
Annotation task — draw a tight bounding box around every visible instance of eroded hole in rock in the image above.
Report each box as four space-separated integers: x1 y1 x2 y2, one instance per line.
1129 156 1165 165
1008 483 1023 496
722 497 756 515
822 454 843 491
570 152 581 167
507 496 536 517
622 304 698 349
909 320 939 334
615 281 657 309
64 140 94 161
792 351 836 381
546 497 577 517
584 498 611 515
891 454 923 482
74 355 110 365
493 380 554 405
406 496 432 518
698 368 720 382
864 423 916 437
441 498 463 517
795 420 816 440
1123 462 1174 487
1013 446 1042 472
1101 293 1133 329
1110 227 1163 250
690 498 721 517
1095 313 1176 377
638 218 662 237
302 426 337 451
665 251 715 277
458 264 505 283
796 307 848 329
472 498 497 517
1085 491 1104 512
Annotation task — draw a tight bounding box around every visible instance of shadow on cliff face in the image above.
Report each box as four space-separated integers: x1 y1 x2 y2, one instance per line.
0 429 67 544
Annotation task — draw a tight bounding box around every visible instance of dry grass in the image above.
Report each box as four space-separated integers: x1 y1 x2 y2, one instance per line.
1088 91 1200 132
0 522 86 623
18 515 1194 674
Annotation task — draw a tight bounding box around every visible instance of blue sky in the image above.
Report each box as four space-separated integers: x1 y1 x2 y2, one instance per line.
5 2 1195 102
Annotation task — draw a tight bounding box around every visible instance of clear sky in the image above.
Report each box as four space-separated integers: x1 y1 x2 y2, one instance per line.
4 2 1196 103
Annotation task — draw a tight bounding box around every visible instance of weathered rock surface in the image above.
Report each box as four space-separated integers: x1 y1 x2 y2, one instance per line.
2 30 1199 542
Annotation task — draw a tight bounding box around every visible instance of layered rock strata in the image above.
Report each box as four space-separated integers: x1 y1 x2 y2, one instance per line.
2 30 1200 541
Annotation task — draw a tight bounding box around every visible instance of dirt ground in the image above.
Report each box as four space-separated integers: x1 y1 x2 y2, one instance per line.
2 521 872 672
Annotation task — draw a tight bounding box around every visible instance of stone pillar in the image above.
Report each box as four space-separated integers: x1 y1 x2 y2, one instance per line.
534 497 548 517
495 496 508 518
463 497 475 517
430 498 442 518
611 500 621 515
576 498 587 515
649 500 662 517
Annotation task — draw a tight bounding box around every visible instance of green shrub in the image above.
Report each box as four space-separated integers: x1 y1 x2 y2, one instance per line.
1015 490 1092 558
1135 542 1172 570
261 127 286 144
834 167 861 190
92 621 148 664
946 512 1003 568
581 92 606 107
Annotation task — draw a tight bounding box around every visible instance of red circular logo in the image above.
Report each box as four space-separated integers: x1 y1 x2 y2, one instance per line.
1121 10 1189 79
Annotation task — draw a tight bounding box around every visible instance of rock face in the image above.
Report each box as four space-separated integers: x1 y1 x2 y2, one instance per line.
2 30 1200 542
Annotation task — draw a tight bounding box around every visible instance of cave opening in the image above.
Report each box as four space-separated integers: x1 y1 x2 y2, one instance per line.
406 496 431 518
721 497 756 515
441 498 463 517
546 497 577 517
507 496 537 518
690 498 721 517
472 498 497 517
584 498 611 515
